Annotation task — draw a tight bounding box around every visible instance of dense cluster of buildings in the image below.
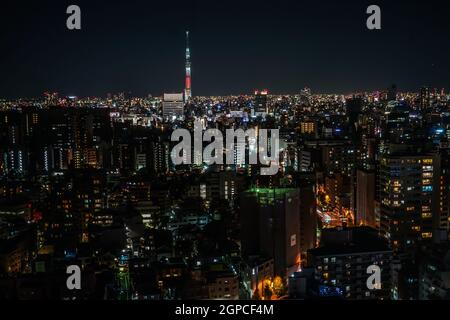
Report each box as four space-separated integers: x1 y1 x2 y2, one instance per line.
0 83 449 300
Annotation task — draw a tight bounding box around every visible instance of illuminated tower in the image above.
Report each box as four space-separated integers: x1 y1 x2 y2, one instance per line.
185 31 192 101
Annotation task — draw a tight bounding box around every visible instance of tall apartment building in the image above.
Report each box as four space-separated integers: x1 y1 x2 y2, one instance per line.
379 144 439 258
307 227 392 300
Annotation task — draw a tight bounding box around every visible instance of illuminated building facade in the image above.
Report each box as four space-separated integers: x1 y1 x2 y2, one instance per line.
254 90 269 115
308 227 392 300
162 93 185 119
379 145 439 257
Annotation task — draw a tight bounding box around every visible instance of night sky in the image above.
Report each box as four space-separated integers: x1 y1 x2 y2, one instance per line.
1 0 450 98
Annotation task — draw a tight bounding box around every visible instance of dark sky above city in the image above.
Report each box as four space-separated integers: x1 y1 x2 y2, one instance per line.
1 0 450 98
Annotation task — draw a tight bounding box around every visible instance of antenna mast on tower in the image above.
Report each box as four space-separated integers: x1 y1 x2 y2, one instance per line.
185 31 192 101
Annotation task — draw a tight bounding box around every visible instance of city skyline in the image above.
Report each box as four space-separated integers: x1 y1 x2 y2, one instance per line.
2 0 450 306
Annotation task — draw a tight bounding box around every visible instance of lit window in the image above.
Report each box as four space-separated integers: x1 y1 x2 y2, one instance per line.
422 212 432 218
421 232 432 239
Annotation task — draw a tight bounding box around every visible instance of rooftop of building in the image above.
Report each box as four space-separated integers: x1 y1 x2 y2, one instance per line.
308 227 391 257
244 188 299 197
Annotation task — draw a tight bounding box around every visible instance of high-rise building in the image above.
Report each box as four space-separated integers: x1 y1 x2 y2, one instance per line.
307 227 392 300
435 149 450 240
298 179 318 264
324 173 354 226
346 97 363 136
240 188 301 278
420 86 431 110
68 108 111 170
318 140 356 177
254 90 269 115
379 144 439 258
385 101 413 143
150 135 171 174
387 84 397 102
300 121 316 136
356 168 377 229
162 93 184 119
